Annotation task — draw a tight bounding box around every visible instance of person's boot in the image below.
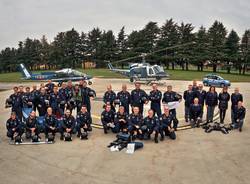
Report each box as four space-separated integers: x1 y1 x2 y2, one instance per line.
154 134 159 143
60 134 63 140
239 128 242 132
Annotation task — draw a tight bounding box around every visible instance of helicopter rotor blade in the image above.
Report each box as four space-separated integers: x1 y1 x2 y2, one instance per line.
110 42 196 65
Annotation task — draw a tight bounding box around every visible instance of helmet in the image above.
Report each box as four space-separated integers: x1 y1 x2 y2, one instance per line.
80 132 88 140
114 99 120 106
64 132 72 141
88 90 96 97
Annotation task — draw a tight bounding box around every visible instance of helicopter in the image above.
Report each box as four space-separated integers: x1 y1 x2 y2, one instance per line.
19 63 93 86
107 42 195 84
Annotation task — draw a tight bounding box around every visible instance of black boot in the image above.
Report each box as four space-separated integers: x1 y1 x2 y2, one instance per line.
154 134 159 143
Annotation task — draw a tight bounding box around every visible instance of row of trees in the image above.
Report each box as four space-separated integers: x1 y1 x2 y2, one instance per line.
0 19 250 74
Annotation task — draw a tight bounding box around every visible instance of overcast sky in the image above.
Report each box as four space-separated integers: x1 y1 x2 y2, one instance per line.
0 0 250 49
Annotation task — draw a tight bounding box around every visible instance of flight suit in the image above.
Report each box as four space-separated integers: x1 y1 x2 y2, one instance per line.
31 89 40 112
233 105 246 131
116 91 131 114
103 91 116 112
25 117 40 139
128 113 143 139
101 110 115 134
61 115 76 138
6 118 23 139
9 93 23 121
38 94 49 117
81 87 95 113
49 92 62 116
44 113 58 137
141 116 160 143
189 104 202 127
149 90 162 117
76 111 92 136
218 92 230 123
205 92 218 123
22 92 33 119
159 114 176 140
114 111 129 133
131 89 148 114
183 90 195 122
45 83 55 95
231 93 243 124
162 91 182 130
195 89 206 117
59 88 68 115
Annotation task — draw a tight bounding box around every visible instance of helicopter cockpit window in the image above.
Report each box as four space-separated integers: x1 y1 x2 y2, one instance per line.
153 65 164 73
72 70 84 77
149 68 154 75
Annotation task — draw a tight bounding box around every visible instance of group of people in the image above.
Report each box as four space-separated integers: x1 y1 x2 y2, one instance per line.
6 80 95 142
5 79 246 144
100 80 246 143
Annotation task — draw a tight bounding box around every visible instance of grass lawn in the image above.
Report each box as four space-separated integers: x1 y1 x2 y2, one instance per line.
0 68 249 82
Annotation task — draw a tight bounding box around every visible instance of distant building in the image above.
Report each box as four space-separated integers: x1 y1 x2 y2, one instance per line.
82 61 96 69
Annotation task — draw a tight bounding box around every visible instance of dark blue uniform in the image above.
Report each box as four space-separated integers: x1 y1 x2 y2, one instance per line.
114 111 129 133
149 90 162 117
162 91 181 130
81 87 95 113
183 90 195 122
61 115 76 136
31 89 40 112
38 94 49 117
76 111 92 135
45 83 55 94
103 91 116 112
205 92 218 123
59 88 68 114
49 92 62 116
141 116 159 143
233 106 246 131
101 110 115 133
116 91 131 114
6 118 23 139
25 117 40 138
22 92 33 119
159 114 176 140
189 104 202 127
218 92 230 123
131 89 148 114
44 114 58 137
195 89 206 117
128 113 143 139
231 93 243 124
9 93 23 121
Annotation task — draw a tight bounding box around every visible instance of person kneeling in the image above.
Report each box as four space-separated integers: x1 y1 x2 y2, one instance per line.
233 101 246 132
44 107 58 142
141 109 159 143
159 107 176 141
114 106 129 133
189 98 202 128
101 104 115 134
60 109 76 141
6 112 24 143
25 111 41 142
128 106 143 140
76 105 92 139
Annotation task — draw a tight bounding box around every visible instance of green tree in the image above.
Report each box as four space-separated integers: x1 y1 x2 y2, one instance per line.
240 29 250 74
207 20 227 72
225 30 240 73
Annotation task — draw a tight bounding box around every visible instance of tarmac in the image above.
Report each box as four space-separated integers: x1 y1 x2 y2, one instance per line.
0 78 249 184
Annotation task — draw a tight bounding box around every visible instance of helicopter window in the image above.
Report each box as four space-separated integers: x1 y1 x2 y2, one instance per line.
153 66 164 73
72 70 84 77
149 68 154 75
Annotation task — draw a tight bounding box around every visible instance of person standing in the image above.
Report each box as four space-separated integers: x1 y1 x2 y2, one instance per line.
218 87 230 124
205 86 218 123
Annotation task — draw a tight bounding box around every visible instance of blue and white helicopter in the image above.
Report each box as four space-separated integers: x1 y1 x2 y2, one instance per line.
19 63 93 86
